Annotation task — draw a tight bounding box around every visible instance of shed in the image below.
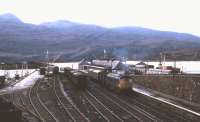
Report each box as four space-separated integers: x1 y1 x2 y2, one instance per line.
135 62 147 68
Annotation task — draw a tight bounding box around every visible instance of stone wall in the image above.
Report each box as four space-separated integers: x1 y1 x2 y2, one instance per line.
133 75 200 104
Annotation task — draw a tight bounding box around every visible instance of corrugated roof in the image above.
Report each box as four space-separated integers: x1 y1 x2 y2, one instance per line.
79 58 89 65
88 69 103 73
92 59 121 69
107 73 120 79
136 62 147 66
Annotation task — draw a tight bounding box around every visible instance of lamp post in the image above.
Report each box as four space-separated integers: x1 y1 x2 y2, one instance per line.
23 61 28 76
1 62 5 70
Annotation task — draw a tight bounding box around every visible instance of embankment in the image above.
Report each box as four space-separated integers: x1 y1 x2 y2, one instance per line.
133 75 200 104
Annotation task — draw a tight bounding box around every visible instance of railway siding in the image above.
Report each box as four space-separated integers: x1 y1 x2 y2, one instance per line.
87 89 140 122
94 88 160 122
29 79 58 122
55 76 90 122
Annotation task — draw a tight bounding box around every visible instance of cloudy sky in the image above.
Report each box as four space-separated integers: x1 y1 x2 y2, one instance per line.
0 0 200 36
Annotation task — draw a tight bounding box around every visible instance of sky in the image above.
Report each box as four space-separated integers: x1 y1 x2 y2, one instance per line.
0 0 200 36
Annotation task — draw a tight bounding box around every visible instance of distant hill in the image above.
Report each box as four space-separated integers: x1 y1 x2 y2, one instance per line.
40 20 78 29
1 13 200 62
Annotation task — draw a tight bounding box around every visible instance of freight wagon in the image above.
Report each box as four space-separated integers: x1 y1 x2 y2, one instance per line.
64 68 88 89
79 58 133 92
39 66 59 76
0 76 5 87
86 69 132 92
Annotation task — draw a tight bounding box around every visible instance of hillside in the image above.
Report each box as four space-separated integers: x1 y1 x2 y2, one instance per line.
1 13 200 62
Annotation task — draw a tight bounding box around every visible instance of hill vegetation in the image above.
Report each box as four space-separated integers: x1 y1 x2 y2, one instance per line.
1 13 200 62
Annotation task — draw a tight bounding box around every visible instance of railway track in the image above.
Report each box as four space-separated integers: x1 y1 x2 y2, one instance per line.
88 81 176 122
3 73 198 122
29 79 58 122
58 74 110 122
83 91 123 122
128 92 199 122
88 81 154 122
37 77 71 122
87 88 142 122
94 87 161 122
54 76 90 122
120 93 177 122
19 93 41 119
94 83 198 121
12 93 42 122
90 81 200 122
52 77 75 121
0 92 42 122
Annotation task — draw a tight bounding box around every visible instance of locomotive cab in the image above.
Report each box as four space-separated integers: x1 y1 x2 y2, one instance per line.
118 75 133 92
106 73 132 93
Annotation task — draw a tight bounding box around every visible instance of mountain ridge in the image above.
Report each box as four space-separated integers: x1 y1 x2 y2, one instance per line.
1 13 200 62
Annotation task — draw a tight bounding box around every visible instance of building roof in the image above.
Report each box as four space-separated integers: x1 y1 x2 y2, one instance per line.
107 73 120 79
89 69 103 73
136 62 147 66
81 64 106 69
91 59 121 69
79 58 89 65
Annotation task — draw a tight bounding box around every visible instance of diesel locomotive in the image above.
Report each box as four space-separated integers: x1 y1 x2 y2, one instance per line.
86 69 132 92
79 58 133 92
105 72 133 92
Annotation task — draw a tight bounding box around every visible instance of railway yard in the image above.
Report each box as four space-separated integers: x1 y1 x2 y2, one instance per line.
1 3 200 121
0 72 200 122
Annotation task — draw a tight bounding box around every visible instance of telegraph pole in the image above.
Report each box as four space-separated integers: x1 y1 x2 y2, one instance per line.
104 49 106 59
46 49 50 82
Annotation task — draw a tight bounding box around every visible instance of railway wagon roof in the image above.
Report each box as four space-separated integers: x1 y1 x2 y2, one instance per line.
88 69 103 73
106 73 121 79
80 64 106 69
92 59 120 69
